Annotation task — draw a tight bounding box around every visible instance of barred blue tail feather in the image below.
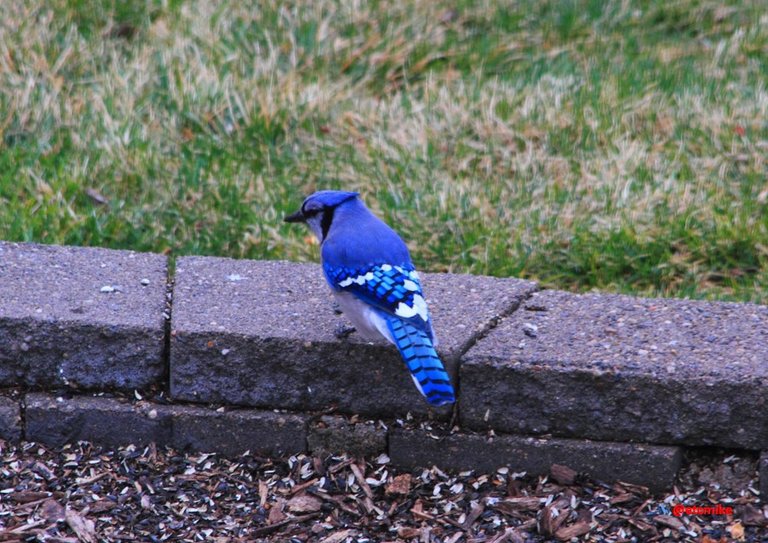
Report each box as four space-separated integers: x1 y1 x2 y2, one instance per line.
385 316 455 406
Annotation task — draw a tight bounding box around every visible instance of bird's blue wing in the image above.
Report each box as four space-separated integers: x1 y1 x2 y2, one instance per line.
323 262 455 406
323 262 433 334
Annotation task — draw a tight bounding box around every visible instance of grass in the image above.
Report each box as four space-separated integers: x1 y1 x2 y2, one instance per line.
0 0 766 303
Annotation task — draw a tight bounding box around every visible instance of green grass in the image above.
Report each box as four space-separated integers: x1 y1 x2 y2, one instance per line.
0 0 766 302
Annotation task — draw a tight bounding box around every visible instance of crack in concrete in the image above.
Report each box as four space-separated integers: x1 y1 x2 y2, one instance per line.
449 283 541 422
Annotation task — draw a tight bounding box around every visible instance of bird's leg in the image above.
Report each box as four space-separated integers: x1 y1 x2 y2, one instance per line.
329 299 356 338
334 323 357 339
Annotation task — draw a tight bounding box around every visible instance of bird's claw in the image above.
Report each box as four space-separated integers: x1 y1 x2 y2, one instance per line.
334 323 356 339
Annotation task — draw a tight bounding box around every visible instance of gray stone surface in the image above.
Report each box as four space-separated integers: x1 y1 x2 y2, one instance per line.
170 256 536 418
761 452 768 499
461 290 768 449
389 428 682 494
24 393 308 456
308 415 387 458
171 405 307 457
0 394 22 442
0 242 167 390
25 393 171 448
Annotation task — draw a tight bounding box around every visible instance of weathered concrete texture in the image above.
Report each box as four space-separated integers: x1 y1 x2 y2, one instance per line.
760 452 768 499
461 290 768 449
308 415 387 458
0 242 167 390
171 405 307 457
0 394 22 442
389 428 682 494
24 393 309 457
170 256 536 418
25 393 171 448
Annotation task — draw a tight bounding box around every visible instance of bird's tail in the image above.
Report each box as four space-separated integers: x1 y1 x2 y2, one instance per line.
385 317 455 406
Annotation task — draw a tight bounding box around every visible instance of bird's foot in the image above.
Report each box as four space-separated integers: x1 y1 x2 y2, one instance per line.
334 323 357 339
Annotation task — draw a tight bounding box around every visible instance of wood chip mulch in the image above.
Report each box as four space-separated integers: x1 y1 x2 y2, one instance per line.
0 440 765 542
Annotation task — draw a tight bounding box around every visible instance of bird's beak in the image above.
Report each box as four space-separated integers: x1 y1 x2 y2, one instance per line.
284 209 306 223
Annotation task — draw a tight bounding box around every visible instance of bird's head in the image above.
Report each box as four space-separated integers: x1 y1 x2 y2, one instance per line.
284 190 360 243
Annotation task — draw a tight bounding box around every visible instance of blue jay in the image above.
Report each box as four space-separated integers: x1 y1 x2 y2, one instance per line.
284 190 455 406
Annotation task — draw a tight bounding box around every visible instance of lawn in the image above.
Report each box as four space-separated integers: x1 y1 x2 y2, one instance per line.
0 0 765 302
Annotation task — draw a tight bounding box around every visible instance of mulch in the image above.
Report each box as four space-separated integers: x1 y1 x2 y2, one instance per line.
0 439 765 542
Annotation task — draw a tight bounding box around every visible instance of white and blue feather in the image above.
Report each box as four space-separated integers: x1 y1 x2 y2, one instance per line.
324 262 454 405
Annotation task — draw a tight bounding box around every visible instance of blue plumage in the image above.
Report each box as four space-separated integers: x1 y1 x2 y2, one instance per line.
323 263 423 326
285 190 455 406
385 315 455 405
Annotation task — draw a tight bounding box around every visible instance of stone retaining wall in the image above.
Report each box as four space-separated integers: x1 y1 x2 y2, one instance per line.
2 241 767 494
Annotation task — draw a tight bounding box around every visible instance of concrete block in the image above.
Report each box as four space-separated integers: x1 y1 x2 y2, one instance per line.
389 428 682 494
170 256 536 418
25 393 171 448
461 290 768 449
0 242 167 391
24 393 309 457
170 405 307 457
0 394 22 442
308 415 387 458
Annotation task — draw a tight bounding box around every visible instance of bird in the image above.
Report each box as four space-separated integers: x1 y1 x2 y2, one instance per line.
284 190 455 406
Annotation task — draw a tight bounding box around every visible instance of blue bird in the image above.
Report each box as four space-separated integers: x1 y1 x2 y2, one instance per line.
284 190 455 406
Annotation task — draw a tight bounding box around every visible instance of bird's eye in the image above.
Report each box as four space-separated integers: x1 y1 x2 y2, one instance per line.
303 207 322 217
